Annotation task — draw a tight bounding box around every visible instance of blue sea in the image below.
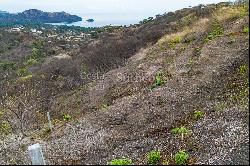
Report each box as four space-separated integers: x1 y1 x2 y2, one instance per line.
46 12 154 27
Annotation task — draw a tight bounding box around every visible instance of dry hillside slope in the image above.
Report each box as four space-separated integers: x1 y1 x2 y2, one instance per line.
0 2 249 165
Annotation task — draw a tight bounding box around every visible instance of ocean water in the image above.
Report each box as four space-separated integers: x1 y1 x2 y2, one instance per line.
47 12 154 27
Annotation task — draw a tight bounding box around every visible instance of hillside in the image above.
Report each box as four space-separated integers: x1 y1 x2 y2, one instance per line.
0 10 8 14
0 9 82 25
0 1 249 165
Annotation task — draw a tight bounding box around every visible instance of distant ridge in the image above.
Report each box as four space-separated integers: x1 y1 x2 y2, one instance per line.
0 10 9 14
0 9 82 25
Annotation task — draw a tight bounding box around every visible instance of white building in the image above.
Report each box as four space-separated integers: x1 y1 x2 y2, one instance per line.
10 28 21 32
31 29 37 33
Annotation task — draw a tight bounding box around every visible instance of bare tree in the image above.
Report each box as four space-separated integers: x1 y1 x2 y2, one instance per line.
0 81 44 134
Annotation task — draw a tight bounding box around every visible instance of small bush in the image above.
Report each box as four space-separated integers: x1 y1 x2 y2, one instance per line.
238 64 248 75
195 47 202 54
194 110 204 119
171 126 189 135
30 40 46 60
25 58 38 66
0 121 11 135
243 26 249 33
0 61 17 70
168 36 182 48
147 150 161 164
150 71 165 90
107 158 132 165
17 67 30 76
32 40 44 49
187 58 194 67
62 114 72 121
175 150 188 165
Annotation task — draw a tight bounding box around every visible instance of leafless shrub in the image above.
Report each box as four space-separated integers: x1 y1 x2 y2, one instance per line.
0 81 45 134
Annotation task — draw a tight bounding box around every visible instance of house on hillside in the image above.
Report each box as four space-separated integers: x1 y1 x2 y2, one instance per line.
10 28 21 32
31 29 37 33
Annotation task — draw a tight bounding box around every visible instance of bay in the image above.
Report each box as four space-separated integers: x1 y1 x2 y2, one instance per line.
46 12 154 27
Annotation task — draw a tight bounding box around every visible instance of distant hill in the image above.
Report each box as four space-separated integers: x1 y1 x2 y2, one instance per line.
0 9 82 25
0 10 8 14
0 10 9 15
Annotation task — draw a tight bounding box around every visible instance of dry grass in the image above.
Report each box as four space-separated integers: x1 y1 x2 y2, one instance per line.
213 6 249 22
157 3 249 48
157 18 210 47
157 30 188 47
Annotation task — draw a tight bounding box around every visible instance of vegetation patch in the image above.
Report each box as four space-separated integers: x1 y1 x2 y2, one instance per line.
175 150 188 165
25 58 38 66
62 113 72 121
150 70 165 90
0 121 11 135
147 150 161 164
107 158 132 165
100 103 109 110
27 40 47 62
187 58 194 67
178 15 198 27
235 1 249 17
238 64 248 75
17 67 30 76
158 29 190 49
242 26 249 34
171 126 189 135
168 36 182 48
194 47 202 55
213 2 249 22
19 74 33 81
0 61 17 70
205 19 223 42
193 110 204 119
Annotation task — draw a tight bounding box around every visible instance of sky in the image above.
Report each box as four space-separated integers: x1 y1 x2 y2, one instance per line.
0 0 228 15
